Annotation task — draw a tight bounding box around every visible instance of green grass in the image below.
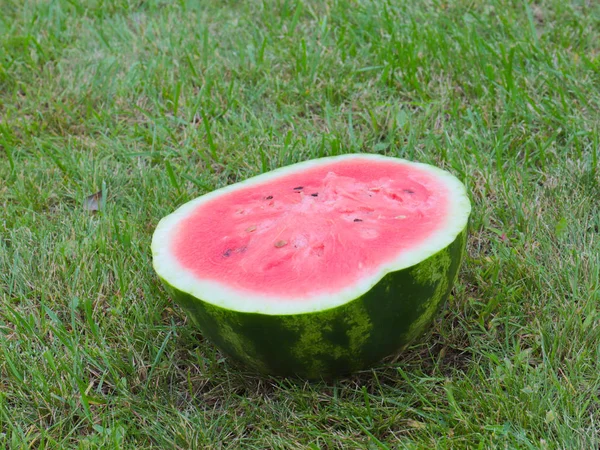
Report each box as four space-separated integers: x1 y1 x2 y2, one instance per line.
1 0 599 447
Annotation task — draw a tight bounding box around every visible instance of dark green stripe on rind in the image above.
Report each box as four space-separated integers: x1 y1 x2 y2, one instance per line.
162 228 468 379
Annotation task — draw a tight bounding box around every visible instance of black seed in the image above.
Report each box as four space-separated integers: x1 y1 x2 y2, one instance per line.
353 218 363 222
403 189 415 194
293 186 304 191
265 195 273 200
311 193 318 197
223 249 232 257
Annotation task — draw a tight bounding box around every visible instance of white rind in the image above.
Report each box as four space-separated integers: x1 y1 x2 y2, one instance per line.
151 154 471 315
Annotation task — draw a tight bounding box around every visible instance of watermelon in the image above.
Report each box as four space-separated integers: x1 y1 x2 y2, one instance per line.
151 154 471 378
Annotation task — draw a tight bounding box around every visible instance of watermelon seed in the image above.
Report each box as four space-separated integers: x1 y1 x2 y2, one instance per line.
265 195 273 200
403 189 415 194
274 240 288 248
293 186 303 191
387 192 404 202
223 249 233 257
311 193 318 197
353 218 363 222
236 246 247 253
245 225 257 233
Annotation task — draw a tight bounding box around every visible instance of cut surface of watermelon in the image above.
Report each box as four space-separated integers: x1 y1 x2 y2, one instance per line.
152 154 470 315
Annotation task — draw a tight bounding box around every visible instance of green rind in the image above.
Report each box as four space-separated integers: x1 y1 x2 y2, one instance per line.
161 227 468 379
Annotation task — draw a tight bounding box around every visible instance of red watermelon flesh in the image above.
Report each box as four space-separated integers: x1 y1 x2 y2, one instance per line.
172 158 450 299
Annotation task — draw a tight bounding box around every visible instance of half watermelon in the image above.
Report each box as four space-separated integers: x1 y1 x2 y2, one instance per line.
152 154 471 378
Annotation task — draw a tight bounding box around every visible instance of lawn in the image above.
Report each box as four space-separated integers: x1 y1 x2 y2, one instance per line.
1 0 599 448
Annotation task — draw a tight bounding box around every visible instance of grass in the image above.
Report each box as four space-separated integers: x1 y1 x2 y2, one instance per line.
1 0 599 447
